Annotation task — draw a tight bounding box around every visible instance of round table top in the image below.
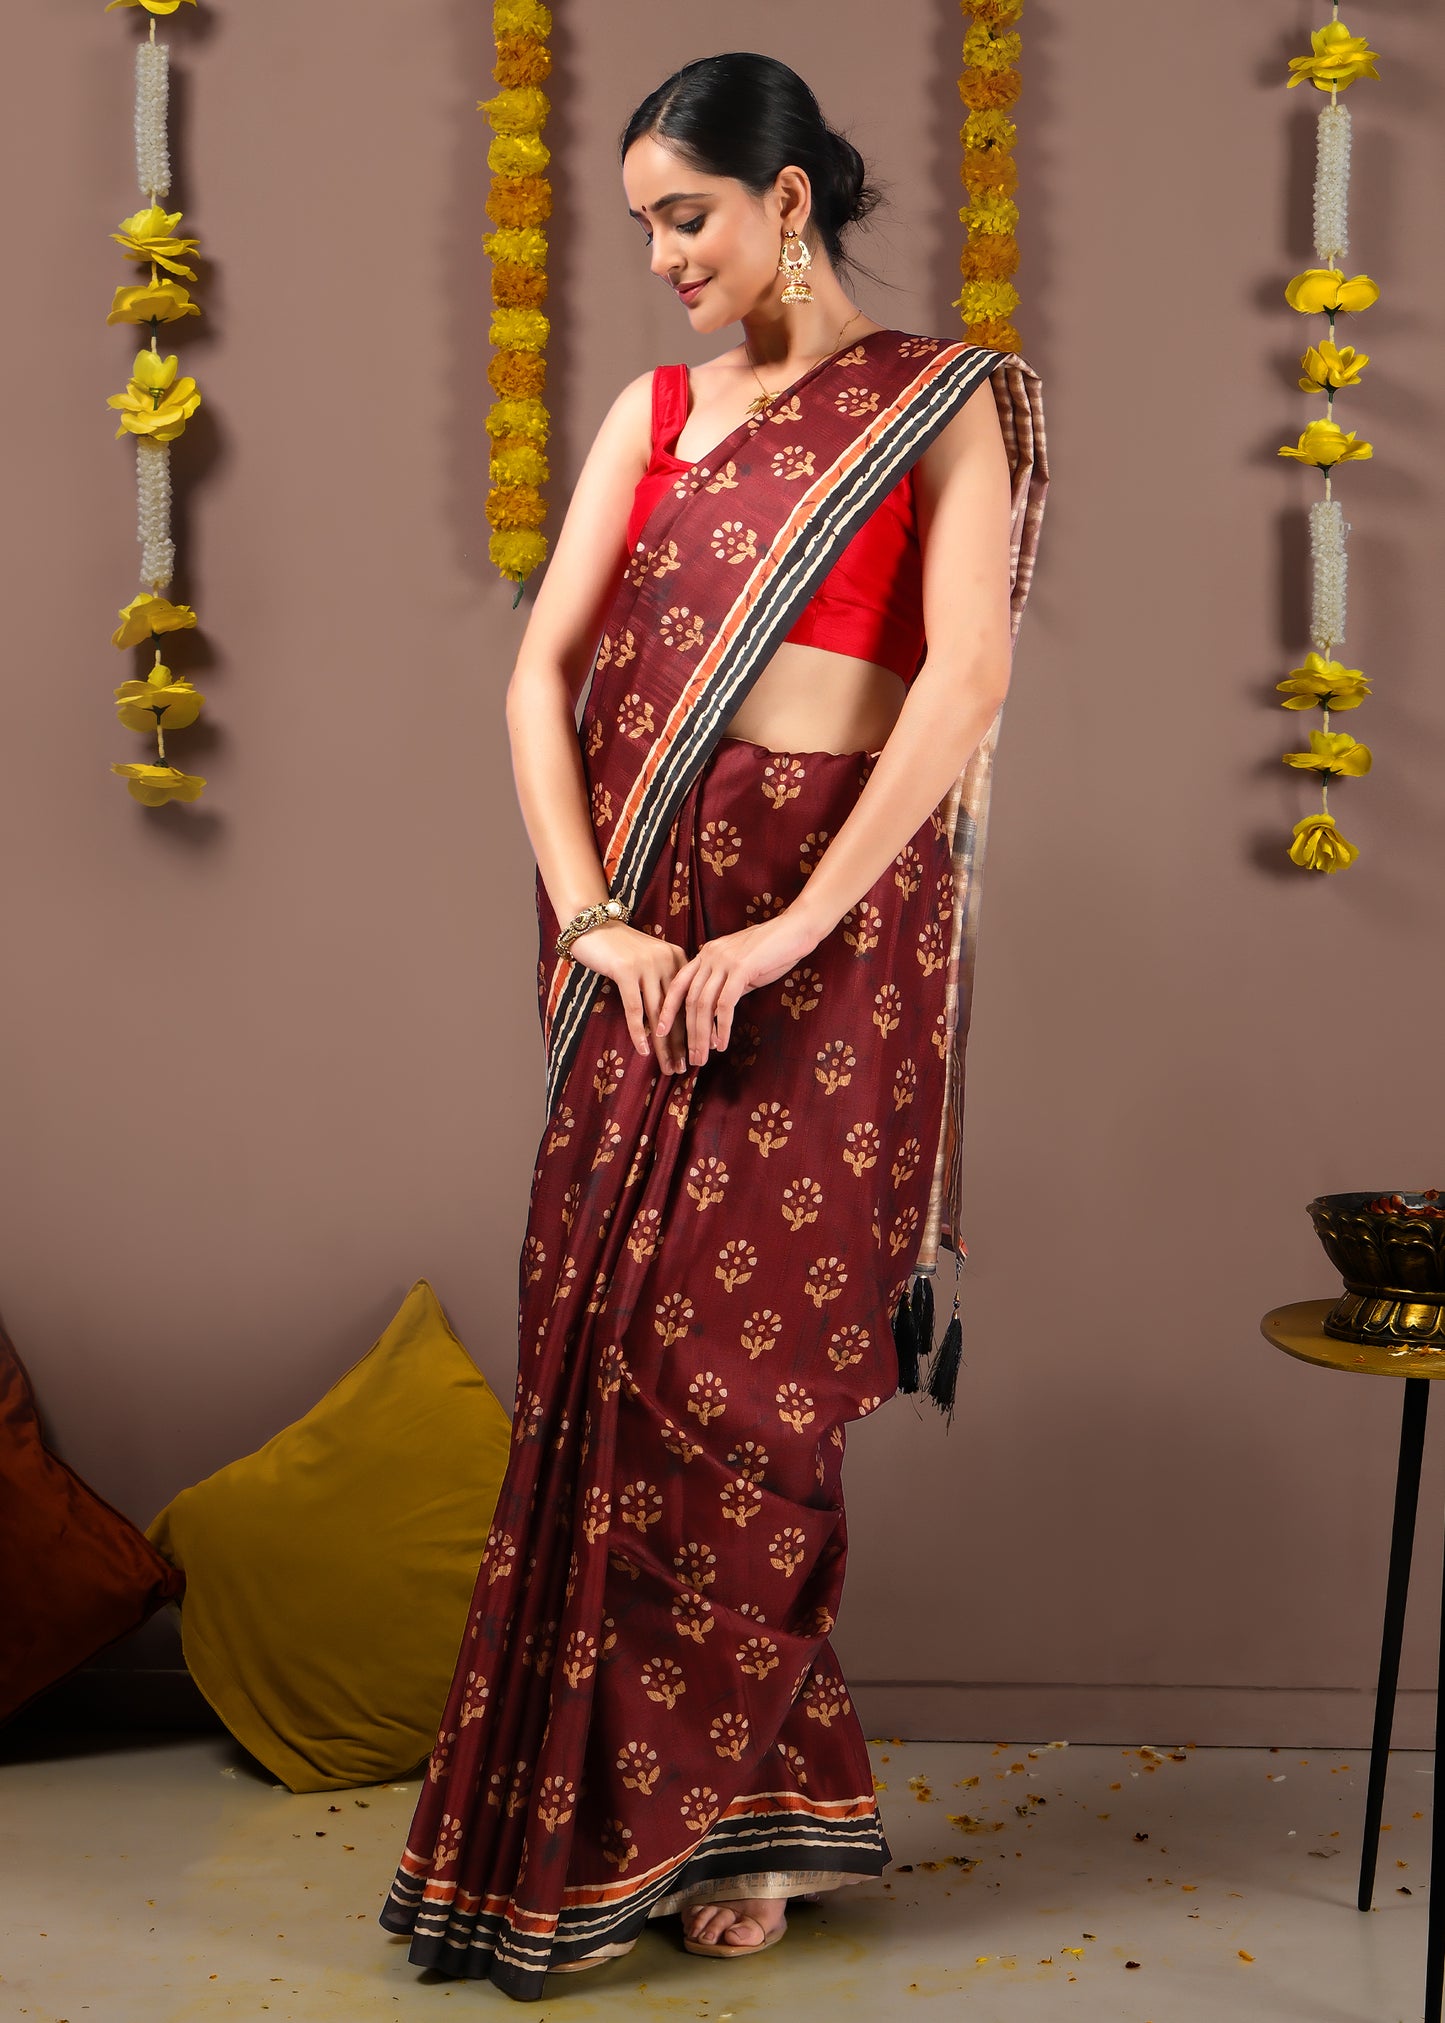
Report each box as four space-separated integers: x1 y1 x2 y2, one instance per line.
1262 1298 1445 1378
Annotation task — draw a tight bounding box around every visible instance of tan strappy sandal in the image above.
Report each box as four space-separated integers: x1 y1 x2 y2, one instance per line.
682 1909 788 1959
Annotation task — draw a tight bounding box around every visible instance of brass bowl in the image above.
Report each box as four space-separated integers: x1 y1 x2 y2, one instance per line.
1308 1190 1445 1349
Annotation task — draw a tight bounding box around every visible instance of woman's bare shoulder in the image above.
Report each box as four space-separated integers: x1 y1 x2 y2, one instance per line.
579 366 659 484
586 356 730 487
605 364 658 428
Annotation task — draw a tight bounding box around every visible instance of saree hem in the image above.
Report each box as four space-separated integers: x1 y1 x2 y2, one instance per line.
381 1810 888 1999
647 1866 870 1915
388 1849 885 2001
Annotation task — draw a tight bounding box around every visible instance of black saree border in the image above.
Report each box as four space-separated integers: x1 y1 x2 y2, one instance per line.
541 335 1007 1117
384 1796 890 1995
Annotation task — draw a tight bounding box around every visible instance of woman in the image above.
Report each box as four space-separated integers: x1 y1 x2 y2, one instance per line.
379 52 1048 1999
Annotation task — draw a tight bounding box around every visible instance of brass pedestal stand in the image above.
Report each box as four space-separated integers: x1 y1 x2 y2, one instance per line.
1263 1298 1445 2022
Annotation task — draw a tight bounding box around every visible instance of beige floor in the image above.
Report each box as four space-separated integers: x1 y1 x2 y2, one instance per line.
0 1728 1432 2021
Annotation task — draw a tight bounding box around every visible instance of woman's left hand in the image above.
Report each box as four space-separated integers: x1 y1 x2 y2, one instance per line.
656 907 826 1066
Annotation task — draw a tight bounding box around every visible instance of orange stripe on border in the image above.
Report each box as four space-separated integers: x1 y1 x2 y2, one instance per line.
555 1787 883 1909
403 1782 881 1934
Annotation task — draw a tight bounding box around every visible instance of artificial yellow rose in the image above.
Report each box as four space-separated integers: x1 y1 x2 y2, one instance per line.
110 204 200 281
114 660 205 734
107 348 202 444
1285 267 1380 316
1286 22 1381 91
105 0 196 10
1298 340 1368 392
111 593 199 649
1276 652 1371 711
107 279 201 326
111 762 206 807
1288 812 1358 873
1281 729 1372 777
1278 419 1373 468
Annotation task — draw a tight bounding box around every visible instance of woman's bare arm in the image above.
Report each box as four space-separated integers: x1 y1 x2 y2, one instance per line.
504 369 651 925
784 375 1015 940
503 370 690 1072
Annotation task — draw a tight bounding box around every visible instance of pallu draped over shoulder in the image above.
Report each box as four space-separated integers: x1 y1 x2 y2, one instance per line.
379 329 1050 1999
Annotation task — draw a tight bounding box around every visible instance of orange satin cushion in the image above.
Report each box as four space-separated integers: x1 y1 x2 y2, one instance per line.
0 1316 184 1724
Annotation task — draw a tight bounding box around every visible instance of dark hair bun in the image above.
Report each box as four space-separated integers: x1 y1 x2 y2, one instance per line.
825 130 880 233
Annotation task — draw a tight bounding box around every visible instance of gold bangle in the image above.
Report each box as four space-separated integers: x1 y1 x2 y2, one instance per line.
555 896 630 960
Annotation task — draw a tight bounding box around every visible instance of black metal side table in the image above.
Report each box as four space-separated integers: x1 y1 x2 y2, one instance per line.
1262 1297 1445 2022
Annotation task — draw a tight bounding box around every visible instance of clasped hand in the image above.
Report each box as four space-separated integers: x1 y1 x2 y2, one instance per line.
568 910 824 1074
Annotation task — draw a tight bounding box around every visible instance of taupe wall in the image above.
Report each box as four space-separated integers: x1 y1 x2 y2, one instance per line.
5 1 1444 1744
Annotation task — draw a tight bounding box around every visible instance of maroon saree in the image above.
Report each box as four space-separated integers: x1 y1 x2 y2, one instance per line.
379 329 1049 1998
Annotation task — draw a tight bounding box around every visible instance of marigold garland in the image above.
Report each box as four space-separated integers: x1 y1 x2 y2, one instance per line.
103 0 207 808
956 0 1025 353
480 1 552 605
1277 7 1381 872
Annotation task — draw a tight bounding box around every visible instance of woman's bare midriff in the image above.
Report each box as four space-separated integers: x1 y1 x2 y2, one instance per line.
718 641 907 756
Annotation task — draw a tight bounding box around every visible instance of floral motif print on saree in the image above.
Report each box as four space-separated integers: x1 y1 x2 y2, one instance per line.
379 331 1049 1999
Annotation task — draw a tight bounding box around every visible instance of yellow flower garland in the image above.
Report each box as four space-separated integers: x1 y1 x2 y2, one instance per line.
480 1 552 605
956 0 1024 354
1277 8 1381 872
103 6 208 808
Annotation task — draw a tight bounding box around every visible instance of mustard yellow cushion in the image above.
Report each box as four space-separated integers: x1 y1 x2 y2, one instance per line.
145 1279 511 1792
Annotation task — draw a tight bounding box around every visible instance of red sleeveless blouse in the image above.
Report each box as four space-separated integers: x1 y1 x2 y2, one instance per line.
625 363 928 686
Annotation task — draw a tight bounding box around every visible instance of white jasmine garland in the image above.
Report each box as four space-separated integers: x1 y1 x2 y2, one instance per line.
135 37 171 202
110 5 206 803
1313 101 1351 267
137 437 175 590
1308 496 1348 653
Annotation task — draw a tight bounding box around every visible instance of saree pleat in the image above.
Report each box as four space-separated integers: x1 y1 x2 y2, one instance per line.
379 734 952 1997
379 329 1048 2002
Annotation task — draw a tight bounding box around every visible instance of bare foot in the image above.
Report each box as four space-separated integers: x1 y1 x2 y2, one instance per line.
682 1895 787 1949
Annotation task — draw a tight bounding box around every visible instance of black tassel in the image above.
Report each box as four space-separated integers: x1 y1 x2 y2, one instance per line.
927 1307 964 1420
909 1272 935 1362
892 1285 921 1393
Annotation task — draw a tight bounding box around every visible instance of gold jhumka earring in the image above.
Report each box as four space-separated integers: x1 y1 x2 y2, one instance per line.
743 229 859 415
778 228 814 304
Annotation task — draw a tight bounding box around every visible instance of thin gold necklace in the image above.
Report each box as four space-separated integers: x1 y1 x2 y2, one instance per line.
742 308 868 416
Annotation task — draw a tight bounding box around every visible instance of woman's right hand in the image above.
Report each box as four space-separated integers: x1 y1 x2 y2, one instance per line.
566 923 691 1074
